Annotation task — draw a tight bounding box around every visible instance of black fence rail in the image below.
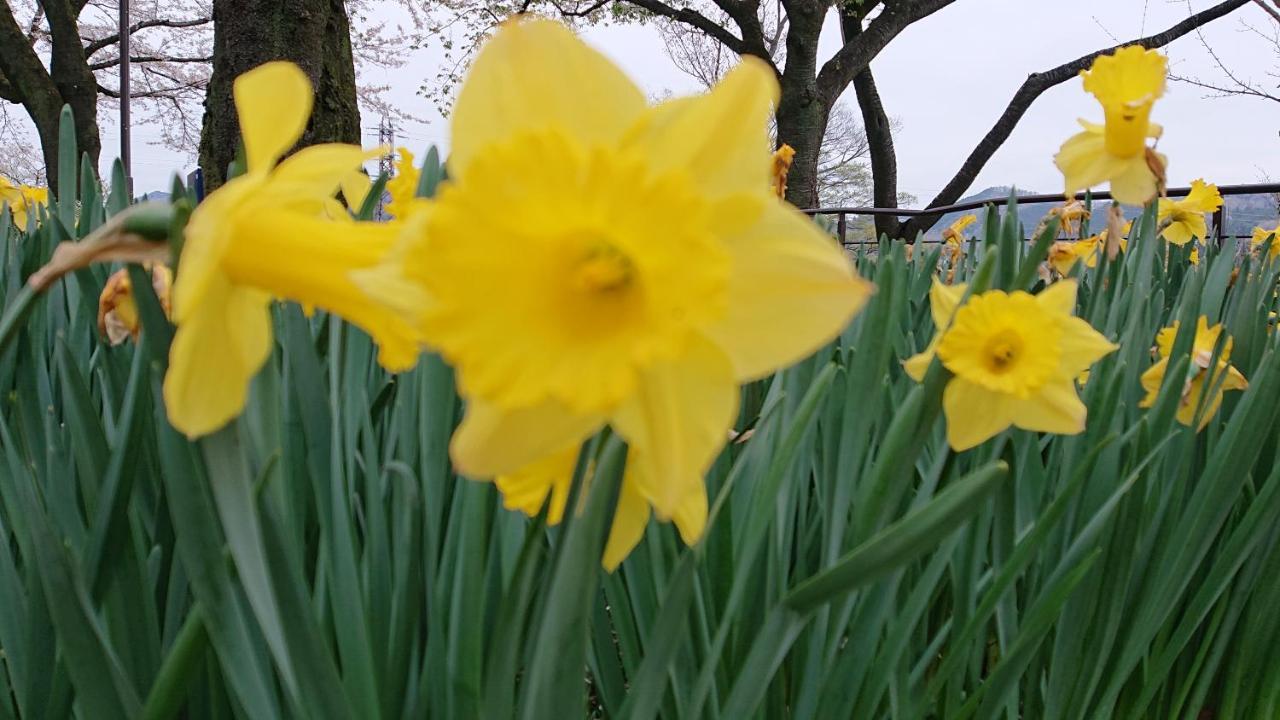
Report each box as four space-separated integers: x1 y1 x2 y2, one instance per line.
802 182 1280 249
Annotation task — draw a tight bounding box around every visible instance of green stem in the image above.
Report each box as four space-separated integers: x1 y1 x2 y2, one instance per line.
141 606 209 720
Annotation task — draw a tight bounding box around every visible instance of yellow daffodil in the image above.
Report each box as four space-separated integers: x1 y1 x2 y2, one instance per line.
1048 241 1080 275
942 214 977 253
164 61 422 438
771 144 796 199
0 176 48 229
941 214 977 277
98 265 173 345
1048 236 1101 275
1051 200 1090 237
357 19 870 567
1189 246 1200 265
384 148 421 219
1055 46 1168 206
1252 224 1280 262
905 279 1117 451
1157 179 1222 246
1139 317 1247 430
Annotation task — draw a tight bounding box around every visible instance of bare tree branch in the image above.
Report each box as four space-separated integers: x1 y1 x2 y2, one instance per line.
621 0 749 56
899 0 1251 241
82 16 212 57
88 54 213 71
816 0 956 107
1253 0 1280 24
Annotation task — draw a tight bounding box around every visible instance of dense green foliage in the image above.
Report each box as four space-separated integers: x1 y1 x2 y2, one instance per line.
1 112 1279 719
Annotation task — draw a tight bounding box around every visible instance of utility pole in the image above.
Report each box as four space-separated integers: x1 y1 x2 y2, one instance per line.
119 0 133 197
375 116 395 220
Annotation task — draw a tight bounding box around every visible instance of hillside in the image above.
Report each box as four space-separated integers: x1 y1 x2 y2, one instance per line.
921 186 1279 240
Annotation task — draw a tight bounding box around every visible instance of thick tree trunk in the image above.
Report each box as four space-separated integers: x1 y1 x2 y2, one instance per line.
199 0 361 189
0 1 99 190
777 3 826 210
851 68 900 240
43 0 101 178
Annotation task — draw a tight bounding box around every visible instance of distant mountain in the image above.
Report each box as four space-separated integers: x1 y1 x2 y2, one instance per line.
922 186 1279 240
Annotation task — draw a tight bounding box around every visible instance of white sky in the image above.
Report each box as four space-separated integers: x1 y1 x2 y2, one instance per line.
99 0 1279 202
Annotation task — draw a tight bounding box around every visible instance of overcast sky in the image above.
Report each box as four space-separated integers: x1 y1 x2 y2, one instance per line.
103 0 1278 202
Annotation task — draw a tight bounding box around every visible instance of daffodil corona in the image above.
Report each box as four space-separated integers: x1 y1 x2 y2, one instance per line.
164 62 422 438
358 19 870 567
1140 317 1247 430
905 279 1117 451
1157 179 1222 246
1055 46 1168 206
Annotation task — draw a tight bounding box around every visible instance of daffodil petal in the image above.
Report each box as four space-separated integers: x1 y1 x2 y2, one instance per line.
1057 316 1117 377
602 478 651 572
494 445 578 524
904 341 937 383
1012 381 1087 436
1036 279 1078 315
449 18 646 180
451 397 604 479
929 278 968 330
1161 222 1194 246
1055 128 1121 197
341 171 373 211
271 144 376 201
670 485 708 547
702 202 870 381
943 379 1014 451
625 57 779 198
1110 152 1161 206
163 280 272 438
1223 365 1249 391
234 62 312 173
611 338 738 519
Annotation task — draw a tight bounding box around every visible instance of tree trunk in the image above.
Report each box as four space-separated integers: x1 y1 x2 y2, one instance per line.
0 1 100 190
199 0 362 189
776 3 827 210
851 68 900 239
43 0 101 178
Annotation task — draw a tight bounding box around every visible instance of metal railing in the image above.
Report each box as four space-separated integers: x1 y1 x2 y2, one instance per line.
802 182 1280 248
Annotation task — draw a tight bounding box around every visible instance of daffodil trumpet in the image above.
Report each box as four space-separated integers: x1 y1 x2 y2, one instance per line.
162 61 423 438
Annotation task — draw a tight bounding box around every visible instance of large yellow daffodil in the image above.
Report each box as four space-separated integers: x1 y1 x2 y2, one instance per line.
357 19 870 567
905 279 1117 451
164 61 422 438
1157 179 1222 246
1055 46 1168 206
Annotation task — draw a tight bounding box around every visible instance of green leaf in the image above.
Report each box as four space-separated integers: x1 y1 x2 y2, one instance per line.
786 461 1008 612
